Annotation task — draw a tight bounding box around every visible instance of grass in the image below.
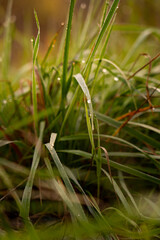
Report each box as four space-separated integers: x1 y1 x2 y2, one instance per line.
0 0 160 239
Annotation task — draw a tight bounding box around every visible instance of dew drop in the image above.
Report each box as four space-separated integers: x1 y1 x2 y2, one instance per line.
31 38 33 42
80 3 87 9
82 59 85 64
102 68 107 74
57 77 61 81
87 99 91 104
61 22 65 26
114 77 119 81
3 99 7 105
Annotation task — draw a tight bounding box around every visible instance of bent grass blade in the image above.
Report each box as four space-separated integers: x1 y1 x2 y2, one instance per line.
74 73 94 130
45 141 87 221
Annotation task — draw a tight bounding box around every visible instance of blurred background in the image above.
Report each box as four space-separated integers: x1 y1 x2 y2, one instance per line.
1 0 159 33
0 0 160 66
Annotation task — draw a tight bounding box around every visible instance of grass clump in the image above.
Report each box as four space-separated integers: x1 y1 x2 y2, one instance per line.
0 0 160 239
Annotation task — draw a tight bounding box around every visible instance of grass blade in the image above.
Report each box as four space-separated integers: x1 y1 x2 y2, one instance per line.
61 0 76 112
0 166 21 210
60 149 160 184
32 10 40 133
45 142 87 221
95 112 160 150
83 0 120 76
102 169 131 214
74 73 94 130
20 121 45 220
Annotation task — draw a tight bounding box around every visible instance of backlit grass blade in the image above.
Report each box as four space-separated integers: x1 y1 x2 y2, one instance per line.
94 58 137 108
83 0 120 76
20 121 45 220
59 1 119 136
32 10 40 133
41 33 58 67
60 150 160 184
61 0 76 112
45 142 87 221
74 73 94 130
122 28 160 67
44 157 82 221
91 15 115 95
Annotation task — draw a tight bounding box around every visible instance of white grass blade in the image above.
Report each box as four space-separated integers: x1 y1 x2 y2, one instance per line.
74 73 94 130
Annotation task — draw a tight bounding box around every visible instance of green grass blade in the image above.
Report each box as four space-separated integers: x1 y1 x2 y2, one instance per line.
101 0 110 27
102 169 131 214
84 101 95 155
0 157 29 176
122 28 160 67
128 121 160 135
74 73 94 130
95 117 102 199
32 10 40 133
44 157 79 219
41 33 58 67
20 121 45 220
0 166 21 210
60 133 159 163
119 172 141 215
60 150 160 184
91 16 115 95
59 85 79 138
65 62 74 95
61 0 76 112
95 112 160 150
45 142 87 221
83 0 120 75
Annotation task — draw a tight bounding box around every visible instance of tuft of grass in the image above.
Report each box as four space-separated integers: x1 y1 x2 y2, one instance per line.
0 0 160 239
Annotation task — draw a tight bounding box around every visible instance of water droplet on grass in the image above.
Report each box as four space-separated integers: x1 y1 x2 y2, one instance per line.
57 77 61 81
81 3 87 9
114 77 119 81
87 99 91 104
82 59 85 64
102 68 107 74
3 100 7 104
